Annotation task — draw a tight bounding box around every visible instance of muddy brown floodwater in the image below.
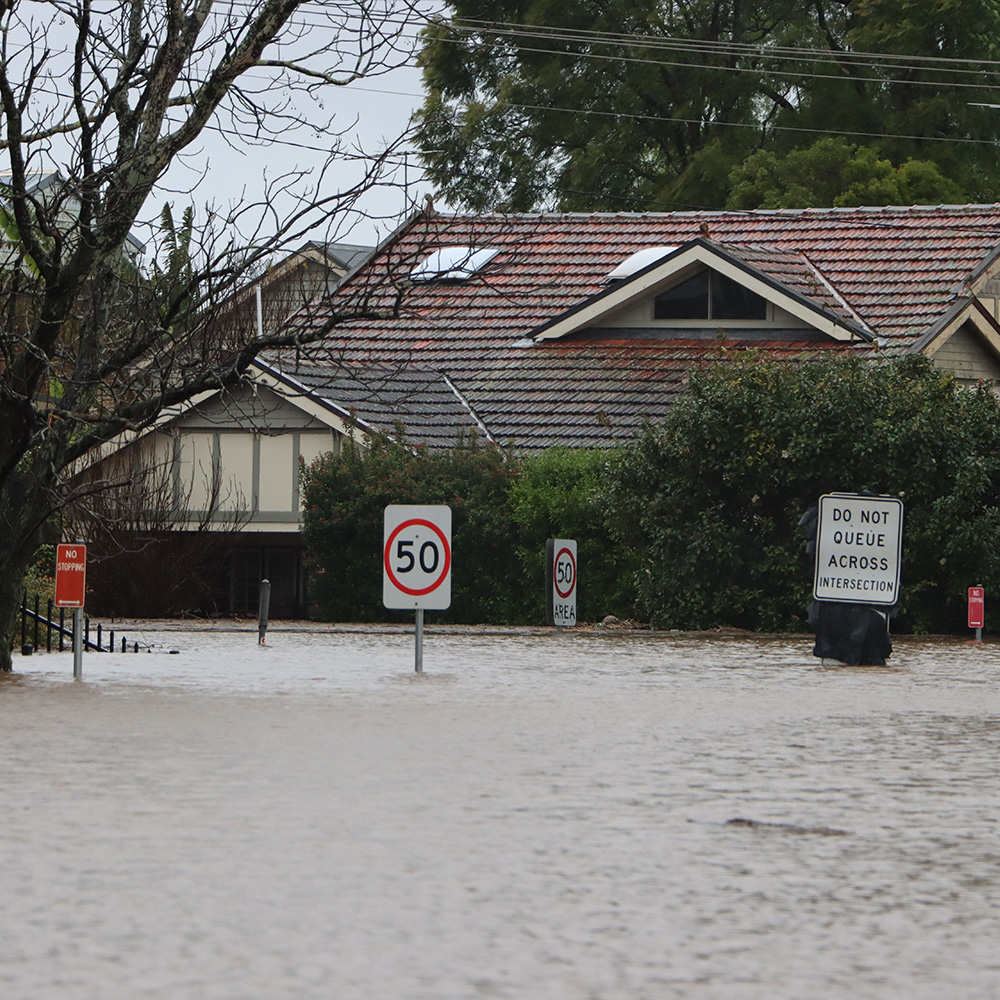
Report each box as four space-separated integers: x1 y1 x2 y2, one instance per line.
2 626 999 999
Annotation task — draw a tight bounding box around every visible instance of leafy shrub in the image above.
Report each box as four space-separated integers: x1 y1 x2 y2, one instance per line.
606 353 1000 633
301 431 521 623
509 447 636 623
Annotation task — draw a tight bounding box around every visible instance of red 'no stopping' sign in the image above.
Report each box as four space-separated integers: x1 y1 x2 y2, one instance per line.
55 543 87 608
969 586 985 629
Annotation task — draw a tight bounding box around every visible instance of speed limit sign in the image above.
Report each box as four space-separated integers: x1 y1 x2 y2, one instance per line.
546 538 577 627
383 505 452 610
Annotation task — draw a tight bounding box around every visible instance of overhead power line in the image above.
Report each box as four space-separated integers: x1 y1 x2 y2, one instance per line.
427 19 1000 92
445 16 1000 74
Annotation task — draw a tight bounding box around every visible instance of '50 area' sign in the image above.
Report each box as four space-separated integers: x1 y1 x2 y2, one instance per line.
546 537 577 627
383 505 452 610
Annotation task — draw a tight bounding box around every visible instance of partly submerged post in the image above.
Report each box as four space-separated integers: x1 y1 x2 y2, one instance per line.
258 579 271 645
414 608 424 673
72 607 84 680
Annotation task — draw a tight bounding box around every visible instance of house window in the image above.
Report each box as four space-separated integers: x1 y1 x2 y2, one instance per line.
654 270 767 320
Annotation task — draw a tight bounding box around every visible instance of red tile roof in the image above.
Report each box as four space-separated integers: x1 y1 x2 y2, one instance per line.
287 206 1000 449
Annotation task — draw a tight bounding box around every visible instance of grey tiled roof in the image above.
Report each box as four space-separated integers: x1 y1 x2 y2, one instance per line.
289 364 487 450
272 206 1000 450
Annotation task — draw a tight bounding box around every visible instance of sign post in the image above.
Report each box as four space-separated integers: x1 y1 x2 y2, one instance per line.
968 586 985 642
383 505 452 672
55 543 87 679
546 538 578 629
813 494 904 607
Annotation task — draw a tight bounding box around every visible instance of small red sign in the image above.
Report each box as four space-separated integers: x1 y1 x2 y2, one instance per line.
968 586 985 629
55 544 87 608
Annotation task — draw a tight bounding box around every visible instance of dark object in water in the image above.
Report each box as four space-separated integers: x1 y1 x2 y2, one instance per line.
726 817 849 837
807 600 892 666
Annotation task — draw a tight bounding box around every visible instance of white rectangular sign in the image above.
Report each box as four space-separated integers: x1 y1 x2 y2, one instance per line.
813 493 903 606
548 538 578 627
383 505 452 610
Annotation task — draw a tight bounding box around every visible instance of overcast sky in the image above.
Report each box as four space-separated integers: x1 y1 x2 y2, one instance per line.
157 65 433 254
152 11 438 256
1 3 439 258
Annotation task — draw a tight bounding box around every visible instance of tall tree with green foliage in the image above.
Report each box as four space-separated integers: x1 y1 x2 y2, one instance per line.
727 138 965 210
417 1 1000 211
605 354 1000 634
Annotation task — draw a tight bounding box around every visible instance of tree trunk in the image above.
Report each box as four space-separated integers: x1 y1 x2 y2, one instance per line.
0 475 56 672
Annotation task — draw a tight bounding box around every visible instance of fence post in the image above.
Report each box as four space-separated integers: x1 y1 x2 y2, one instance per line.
47 598 53 653
59 607 65 651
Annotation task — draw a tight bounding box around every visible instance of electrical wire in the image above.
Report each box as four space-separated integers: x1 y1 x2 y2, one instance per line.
444 16 1000 74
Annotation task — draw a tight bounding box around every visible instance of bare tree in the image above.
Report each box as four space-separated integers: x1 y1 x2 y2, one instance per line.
0 0 429 669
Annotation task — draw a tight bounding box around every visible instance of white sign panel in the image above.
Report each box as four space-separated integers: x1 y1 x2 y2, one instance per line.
813 493 903 606
550 538 578 627
383 505 452 610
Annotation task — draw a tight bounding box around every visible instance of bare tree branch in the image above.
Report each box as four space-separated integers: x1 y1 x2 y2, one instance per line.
0 0 433 668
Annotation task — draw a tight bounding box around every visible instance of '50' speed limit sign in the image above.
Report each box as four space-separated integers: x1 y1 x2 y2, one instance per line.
383 505 452 609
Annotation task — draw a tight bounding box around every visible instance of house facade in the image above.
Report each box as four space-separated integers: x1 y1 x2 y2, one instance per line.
81 205 1000 616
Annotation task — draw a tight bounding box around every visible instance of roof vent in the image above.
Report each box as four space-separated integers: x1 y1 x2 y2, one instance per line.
409 245 500 282
605 245 680 281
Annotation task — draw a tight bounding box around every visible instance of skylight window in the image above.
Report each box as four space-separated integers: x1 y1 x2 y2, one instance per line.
409 245 500 282
605 246 679 280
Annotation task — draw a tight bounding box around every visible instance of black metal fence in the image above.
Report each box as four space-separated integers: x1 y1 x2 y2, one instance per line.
19 592 141 654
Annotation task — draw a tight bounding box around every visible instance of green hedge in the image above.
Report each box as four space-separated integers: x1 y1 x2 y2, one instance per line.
302 355 1000 633
301 434 636 625
605 353 1000 633
301 432 519 623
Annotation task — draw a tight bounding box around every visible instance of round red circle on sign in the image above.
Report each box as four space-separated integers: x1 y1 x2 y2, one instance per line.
553 546 577 600
384 518 452 596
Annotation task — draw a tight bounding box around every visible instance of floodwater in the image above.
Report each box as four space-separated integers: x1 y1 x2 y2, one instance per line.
2 626 999 999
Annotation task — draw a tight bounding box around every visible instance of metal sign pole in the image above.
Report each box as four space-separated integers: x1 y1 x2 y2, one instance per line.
414 608 424 673
72 607 83 680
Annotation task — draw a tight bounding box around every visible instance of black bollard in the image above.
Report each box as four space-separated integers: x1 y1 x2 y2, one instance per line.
258 579 271 645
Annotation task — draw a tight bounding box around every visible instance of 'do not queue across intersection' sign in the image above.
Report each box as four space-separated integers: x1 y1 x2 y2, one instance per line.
813 493 903 606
